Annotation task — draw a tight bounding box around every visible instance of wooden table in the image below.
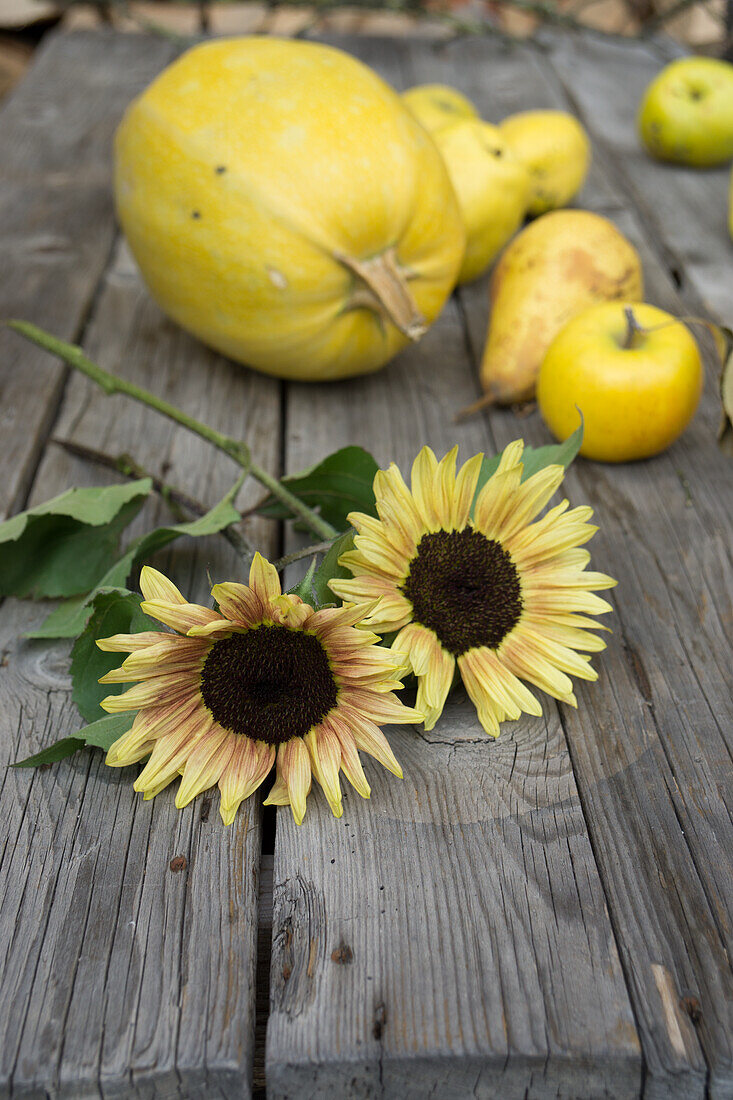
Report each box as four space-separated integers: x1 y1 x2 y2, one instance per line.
0 27 731 1100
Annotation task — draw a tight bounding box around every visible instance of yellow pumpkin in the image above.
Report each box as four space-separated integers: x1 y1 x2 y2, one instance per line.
114 38 465 381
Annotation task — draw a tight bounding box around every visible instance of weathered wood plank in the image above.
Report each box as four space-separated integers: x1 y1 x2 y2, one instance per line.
542 31 732 323
0 30 176 522
410 33 733 1099
267 36 641 1100
0 227 280 1095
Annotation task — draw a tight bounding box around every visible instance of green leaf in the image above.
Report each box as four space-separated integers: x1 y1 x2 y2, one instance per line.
13 713 135 768
0 479 151 598
471 422 584 514
70 589 156 723
12 737 85 767
257 446 379 531
311 530 355 609
29 475 244 640
288 557 318 603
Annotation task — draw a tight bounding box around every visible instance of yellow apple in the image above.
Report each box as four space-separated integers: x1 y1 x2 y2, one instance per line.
401 83 478 134
499 110 591 215
537 301 703 462
638 57 733 167
432 119 531 284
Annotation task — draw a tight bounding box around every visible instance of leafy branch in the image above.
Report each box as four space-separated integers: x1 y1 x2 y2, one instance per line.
7 320 338 542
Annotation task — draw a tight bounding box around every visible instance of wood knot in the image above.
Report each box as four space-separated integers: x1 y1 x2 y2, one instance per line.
169 855 187 873
373 1002 386 1041
199 798 211 823
679 995 702 1023
331 943 353 965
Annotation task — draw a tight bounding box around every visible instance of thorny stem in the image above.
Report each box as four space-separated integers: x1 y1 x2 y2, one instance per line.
7 320 338 542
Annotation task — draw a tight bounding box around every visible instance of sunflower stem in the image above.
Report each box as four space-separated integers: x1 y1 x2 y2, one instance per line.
6 319 338 541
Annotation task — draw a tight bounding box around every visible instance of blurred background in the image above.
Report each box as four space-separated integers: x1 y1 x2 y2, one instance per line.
1 0 731 105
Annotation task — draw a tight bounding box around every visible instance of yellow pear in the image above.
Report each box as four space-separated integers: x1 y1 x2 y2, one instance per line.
401 83 478 134
499 110 591 215
477 210 643 407
433 119 531 284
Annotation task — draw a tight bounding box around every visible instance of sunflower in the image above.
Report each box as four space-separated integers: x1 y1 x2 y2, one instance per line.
97 554 421 825
329 440 616 736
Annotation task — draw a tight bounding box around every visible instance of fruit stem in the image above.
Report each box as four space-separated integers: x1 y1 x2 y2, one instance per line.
621 306 646 350
5 319 338 542
338 248 427 340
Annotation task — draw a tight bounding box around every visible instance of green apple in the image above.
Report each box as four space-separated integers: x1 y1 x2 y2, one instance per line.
638 56 733 167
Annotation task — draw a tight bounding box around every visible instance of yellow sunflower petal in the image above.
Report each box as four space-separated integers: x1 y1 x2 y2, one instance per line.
96 631 170 652
186 618 239 638
495 464 565 540
211 581 266 627
175 728 233 809
133 709 209 794
249 551 281 603
305 725 343 818
473 466 524 536
140 599 220 633
328 715 371 799
373 463 424 546
274 738 312 826
411 445 443 531
451 452 484 530
219 739 275 825
340 688 422 725
456 654 506 737
139 567 186 605
416 643 455 732
338 703 403 778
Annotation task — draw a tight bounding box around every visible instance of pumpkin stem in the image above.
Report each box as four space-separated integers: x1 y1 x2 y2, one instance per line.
338 248 427 341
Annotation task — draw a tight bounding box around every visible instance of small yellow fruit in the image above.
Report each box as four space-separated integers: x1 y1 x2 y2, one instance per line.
479 210 643 406
538 301 703 462
499 110 591 215
638 57 733 167
401 83 478 134
433 119 531 284
114 38 465 382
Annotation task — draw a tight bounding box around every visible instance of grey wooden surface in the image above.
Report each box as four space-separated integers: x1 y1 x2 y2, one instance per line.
0 26 731 1100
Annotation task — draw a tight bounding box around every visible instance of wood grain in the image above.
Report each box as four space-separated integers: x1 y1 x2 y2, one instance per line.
0 31 176 522
542 32 732 322
0 205 280 1100
267 38 641 1099
413 33 733 1099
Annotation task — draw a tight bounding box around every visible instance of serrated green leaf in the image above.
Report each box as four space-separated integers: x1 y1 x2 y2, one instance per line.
257 446 379 531
70 589 157 723
471 422 584 516
29 475 244 640
0 479 151 598
311 530 355 609
288 557 318 603
13 713 135 768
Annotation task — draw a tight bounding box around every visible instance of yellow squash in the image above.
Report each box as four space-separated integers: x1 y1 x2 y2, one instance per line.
114 38 465 382
478 210 643 406
499 110 591 215
432 119 531 284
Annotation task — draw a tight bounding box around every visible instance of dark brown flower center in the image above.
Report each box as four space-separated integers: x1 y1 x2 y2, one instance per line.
402 528 522 656
200 624 338 745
